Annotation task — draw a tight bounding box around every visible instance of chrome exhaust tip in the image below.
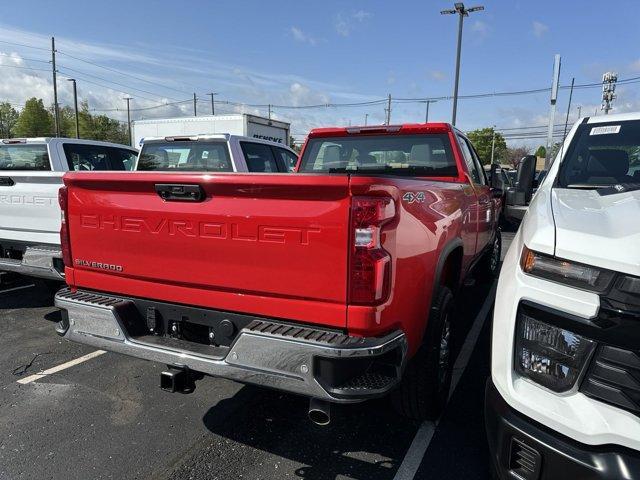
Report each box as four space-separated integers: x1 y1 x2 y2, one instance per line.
308 398 331 426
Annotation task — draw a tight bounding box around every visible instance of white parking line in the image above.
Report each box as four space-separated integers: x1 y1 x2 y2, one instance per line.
0 284 35 294
392 282 497 480
16 350 106 385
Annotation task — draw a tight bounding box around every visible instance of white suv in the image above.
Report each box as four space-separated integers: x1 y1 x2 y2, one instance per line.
486 113 640 479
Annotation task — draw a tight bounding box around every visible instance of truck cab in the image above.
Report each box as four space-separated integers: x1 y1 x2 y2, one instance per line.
0 137 137 282
487 113 640 479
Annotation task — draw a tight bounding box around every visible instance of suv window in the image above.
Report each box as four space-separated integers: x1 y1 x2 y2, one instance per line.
457 135 482 184
241 142 279 172
0 144 50 171
137 141 232 171
275 147 298 172
63 143 136 171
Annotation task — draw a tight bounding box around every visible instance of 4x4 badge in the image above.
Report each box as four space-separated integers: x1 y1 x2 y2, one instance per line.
402 192 425 204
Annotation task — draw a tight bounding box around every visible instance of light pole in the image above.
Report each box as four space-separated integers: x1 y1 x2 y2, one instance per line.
425 99 437 122
67 78 79 138
441 2 484 126
364 113 369 126
124 96 132 146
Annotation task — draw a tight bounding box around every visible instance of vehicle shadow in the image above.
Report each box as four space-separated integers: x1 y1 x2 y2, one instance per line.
0 279 57 310
194 279 495 480
200 386 419 480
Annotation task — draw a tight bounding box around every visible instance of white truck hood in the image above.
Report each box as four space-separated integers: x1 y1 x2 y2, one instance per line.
552 188 640 276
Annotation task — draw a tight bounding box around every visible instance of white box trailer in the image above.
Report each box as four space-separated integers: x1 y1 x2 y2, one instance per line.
132 114 290 148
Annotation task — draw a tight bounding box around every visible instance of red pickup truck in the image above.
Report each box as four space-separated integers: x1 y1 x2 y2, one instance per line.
54 123 501 424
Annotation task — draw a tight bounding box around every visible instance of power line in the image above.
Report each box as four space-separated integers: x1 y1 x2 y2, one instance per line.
57 64 181 102
56 50 193 97
56 70 160 103
0 39 49 51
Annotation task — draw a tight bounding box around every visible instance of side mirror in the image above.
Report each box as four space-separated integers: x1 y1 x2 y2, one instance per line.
489 164 502 189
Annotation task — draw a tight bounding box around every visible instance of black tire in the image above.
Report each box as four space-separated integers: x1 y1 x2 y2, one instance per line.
478 229 502 280
392 285 454 421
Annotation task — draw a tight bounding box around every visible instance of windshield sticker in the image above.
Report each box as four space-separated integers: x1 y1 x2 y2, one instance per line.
590 125 621 135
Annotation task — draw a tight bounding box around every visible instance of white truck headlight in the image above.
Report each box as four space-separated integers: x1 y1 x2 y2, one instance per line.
515 313 595 392
520 246 615 293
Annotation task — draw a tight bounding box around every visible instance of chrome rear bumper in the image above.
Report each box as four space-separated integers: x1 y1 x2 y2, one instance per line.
0 245 64 280
55 288 407 402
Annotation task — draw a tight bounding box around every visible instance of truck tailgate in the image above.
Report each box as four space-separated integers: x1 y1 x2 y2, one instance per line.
64 172 351 327
0 172 63 245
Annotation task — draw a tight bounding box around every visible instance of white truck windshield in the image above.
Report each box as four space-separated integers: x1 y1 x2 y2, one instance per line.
559 120 640 188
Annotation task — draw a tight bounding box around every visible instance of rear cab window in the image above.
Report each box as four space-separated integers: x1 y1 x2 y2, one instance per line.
137 140 232 172
298 134 458 176
558 120 640 188
0 144 50 171
240 142 280 172
63 143 137 171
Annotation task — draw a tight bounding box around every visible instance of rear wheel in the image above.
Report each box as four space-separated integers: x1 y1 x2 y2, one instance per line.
392 286 454 421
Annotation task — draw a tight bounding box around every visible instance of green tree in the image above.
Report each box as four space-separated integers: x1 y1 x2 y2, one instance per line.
466 127 507 165
535 146 546 158
0 102 19 138
77 101 127 144
14 98 53 137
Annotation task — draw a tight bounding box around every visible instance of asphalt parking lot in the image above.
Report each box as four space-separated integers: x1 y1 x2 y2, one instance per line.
0 232 514 480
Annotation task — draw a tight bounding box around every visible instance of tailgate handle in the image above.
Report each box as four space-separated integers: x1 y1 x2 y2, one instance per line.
0 177 14 187
155 184 205 202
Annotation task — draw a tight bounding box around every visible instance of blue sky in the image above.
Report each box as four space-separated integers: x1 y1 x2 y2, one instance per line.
1 0 639 146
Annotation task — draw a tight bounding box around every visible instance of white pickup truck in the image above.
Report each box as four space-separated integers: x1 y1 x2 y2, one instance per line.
136 134 299 172
0 137 138 282
487 112 640 479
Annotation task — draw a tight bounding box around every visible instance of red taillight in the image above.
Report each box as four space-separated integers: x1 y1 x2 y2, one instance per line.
349 196 395 305
58 186 72 268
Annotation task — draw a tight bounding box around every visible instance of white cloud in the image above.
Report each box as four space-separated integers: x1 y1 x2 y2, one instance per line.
353 10 372 22
430 70 446 81
334 10 372 37
532 21 549 38
290 26 318 46
471 20 489 38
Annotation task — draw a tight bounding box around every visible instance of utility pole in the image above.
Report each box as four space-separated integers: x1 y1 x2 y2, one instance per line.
67 79 79 138
425 99 437 122
490 126 496 164
364 113 369 126
193 93 197 116
124 96 132 146
577 105 582 118
545 54 561 169
441 3 484 126
51 36 60 137
207 92 217 115
268 104 272 119
601 72 618 114
385 94 391 125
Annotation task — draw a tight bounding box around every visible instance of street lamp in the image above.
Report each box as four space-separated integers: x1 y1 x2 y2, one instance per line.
67 78 79 138
440 2 484 126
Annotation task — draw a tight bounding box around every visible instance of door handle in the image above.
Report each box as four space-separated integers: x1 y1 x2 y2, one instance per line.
155 184 205 202
0 177 14 187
